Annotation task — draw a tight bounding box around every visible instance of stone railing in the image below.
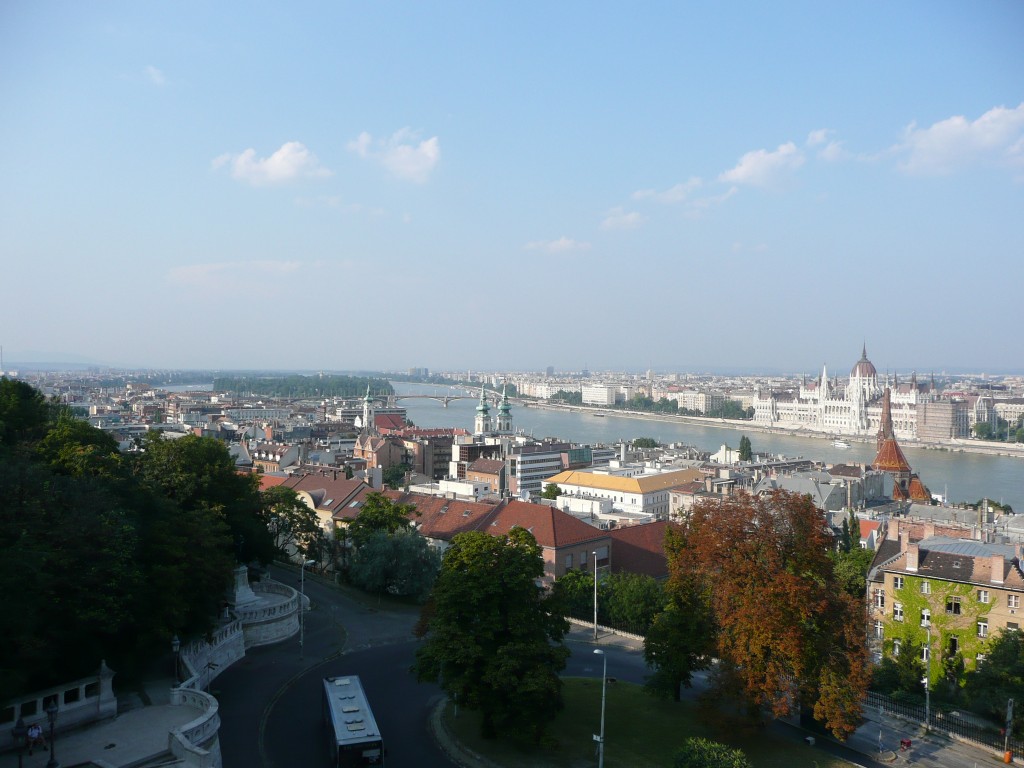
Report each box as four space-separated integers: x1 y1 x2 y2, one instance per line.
1 661 117 749
239 580 301 648
169 687 222 768
180 619 245 690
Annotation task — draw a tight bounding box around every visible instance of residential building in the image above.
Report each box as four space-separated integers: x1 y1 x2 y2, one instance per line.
543 467 703 520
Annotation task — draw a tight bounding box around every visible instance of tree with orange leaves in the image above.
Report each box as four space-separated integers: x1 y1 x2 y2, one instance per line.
661 490 869 739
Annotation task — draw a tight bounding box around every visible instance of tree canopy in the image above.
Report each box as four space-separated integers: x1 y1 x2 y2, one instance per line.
541 483 561 500
674 738 752 768
346 491 418 547
348 529 440 602
655 491 869 738
0 380 277 700
737 435 752 461
413 528 569 742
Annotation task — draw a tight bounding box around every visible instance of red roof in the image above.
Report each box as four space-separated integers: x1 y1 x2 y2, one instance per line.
487 501 609 549
873 438 912 473
258 474 287 491
609 521 670 578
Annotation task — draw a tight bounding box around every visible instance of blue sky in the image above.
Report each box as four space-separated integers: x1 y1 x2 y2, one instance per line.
2 2 1023 375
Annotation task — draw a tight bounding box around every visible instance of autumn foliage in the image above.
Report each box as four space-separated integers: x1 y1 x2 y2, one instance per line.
662 490 870 739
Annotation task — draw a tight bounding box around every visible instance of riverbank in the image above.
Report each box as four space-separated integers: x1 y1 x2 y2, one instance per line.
518 400 1024 460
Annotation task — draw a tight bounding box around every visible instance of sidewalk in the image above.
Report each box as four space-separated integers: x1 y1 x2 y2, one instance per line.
1 680 201 768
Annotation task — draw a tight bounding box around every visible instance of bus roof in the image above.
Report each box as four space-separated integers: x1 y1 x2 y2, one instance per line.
323 676 382 745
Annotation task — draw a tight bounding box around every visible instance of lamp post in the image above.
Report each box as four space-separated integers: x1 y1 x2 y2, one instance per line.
300 559 315 659
924 624 931 733
592 550 598 641
45 699 59 768
171 634 181 685
11 717 26 768
593 649 606 768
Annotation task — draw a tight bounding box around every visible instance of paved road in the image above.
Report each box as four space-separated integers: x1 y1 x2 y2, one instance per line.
216 568 1000 768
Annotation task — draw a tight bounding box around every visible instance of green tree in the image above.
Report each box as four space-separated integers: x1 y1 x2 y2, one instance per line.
413 529 570 742
36 415 123 479
382 462 411 490
674 737 752 768
346 491 418 546
541 483 561 500
975 422 993 440
633 437 658 449
645 525 715 701
0 377 54 450
131 432 275 565
964 629 1024 733
872 638 925 701
832 546 874 599
348 529 440 601
604 572 665 634
738 436 752 461
262 486 322 559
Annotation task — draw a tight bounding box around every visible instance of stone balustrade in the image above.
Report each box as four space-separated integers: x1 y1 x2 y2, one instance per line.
240 580 300 647
169 687 222 768
1 661 116 748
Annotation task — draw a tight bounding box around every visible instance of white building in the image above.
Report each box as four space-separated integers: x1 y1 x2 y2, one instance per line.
543 467 703 520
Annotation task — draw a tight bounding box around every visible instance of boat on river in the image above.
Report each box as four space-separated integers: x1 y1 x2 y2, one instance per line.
832 439 851 449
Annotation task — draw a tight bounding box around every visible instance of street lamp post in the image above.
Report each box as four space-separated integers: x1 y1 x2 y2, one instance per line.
300 559 315 659
593 649 606 768
592 550 598 642
45 699 59 768
924 624 931 733
171 634 181 685
11 717 27 768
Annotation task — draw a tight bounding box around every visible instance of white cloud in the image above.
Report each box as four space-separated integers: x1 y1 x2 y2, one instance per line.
897 103 1024 175
600 207 645 230
347 128 440 183
718 142 805 187
144 65 165 86
632 177 702 203
684 186 738 218
818 140 846 162
212 142 332 186
806 129 830 147
524 237 591 253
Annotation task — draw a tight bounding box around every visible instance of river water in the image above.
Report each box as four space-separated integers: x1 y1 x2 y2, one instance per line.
391 382 1024 513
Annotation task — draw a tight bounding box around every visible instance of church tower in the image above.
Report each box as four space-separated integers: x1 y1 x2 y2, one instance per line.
362 385 376 435
474 386 492 435
496 383 513 434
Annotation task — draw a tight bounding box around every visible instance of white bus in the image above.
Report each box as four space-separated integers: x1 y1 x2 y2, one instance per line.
322 676 385 766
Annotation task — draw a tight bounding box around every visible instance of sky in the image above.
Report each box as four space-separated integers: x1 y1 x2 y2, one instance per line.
2 2 1023 375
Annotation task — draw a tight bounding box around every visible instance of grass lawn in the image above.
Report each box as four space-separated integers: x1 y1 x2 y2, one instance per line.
443 678 857 768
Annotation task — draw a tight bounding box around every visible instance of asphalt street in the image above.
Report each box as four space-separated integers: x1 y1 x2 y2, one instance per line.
213 567 991 768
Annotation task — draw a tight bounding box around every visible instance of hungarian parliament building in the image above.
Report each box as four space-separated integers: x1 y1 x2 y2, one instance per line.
752 345 997 442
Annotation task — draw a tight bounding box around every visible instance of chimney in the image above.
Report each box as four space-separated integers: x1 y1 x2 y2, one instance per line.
991 554 1005 585
899 530 909 552
906 542 919 573
887 520 902 542
923 522 935 539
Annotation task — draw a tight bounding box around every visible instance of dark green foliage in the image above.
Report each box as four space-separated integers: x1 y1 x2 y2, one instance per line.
382 462 411 489
674 737 752 768
831 546 874 598
541 482 561 500
737 435 752 461
603 572 665 635
413 529 569 742
871 638 925 701
551 568 593 618
262 486 322 559
633 437 658 449
964 629 1024 733
348 529 440 601
346 492 418 547
0 382 280 701
212 374 392 399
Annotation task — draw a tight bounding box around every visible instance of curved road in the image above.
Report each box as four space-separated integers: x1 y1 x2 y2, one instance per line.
216 568 885 768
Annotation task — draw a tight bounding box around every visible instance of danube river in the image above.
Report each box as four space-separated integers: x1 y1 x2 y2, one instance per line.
391 382 1024 514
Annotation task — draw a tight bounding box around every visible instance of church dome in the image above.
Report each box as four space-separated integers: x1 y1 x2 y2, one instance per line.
851 344 877 378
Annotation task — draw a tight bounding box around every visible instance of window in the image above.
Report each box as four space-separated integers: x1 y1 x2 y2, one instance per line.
922 645 930 662
893 638 902 656
873 589 885 609
921 609 931 627
921 581 931 595
874 621 884 639
946 596 962 615
949 636 959 654
977 653 987 665
893 603 904 622
978 621 989 638
893 576 904 590
1009 622 1019 631
564 553 573 571
1010 595 1021 609
978 589 990 604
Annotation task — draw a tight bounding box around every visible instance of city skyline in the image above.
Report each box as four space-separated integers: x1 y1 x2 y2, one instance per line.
2 3 1023 372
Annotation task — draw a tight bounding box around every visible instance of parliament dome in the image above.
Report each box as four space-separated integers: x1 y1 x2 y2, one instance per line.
851 344 877 378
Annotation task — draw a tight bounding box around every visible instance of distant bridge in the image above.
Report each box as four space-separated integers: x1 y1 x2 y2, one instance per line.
386 394 478 408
